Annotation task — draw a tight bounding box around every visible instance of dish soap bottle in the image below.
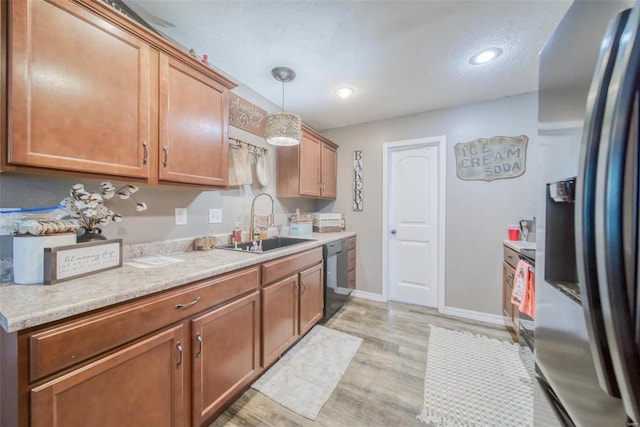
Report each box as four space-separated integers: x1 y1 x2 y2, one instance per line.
233 222 242 244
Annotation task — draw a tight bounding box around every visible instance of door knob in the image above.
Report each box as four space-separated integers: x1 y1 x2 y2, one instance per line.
391 229 397 234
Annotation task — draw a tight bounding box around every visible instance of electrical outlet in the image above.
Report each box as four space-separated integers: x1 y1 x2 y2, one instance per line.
208 208 222 224
175 208 187 225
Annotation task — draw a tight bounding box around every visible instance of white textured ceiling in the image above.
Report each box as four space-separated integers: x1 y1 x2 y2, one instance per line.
123 0 572 131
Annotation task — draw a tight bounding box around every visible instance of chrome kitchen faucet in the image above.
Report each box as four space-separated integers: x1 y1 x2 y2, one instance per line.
249 192 275 241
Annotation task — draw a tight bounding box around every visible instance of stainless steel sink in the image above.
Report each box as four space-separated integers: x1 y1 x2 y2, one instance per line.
216 237 314 253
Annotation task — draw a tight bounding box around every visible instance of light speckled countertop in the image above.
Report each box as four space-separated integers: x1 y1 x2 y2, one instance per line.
503 239 536 252
0 232 355 333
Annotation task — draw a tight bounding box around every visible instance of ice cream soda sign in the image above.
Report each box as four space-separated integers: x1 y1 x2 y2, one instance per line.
454 135 528 181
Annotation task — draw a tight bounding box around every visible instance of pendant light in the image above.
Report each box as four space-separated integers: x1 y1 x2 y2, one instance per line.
265 67 301 146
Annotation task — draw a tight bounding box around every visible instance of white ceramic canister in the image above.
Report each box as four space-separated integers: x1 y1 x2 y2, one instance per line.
13 234 77 284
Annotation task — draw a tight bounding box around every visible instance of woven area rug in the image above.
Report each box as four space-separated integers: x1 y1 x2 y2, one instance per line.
252 325 362 420
417 325 534 426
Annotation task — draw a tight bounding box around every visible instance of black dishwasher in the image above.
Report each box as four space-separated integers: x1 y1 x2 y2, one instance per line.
322 239 351 319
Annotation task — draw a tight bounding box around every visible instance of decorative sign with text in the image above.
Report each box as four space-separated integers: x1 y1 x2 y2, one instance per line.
43 239 123 285
454 135 528 182
229 93 267 137
353 150 363 211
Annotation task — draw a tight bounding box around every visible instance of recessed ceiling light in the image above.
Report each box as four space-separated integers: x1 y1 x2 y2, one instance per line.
469 48 503 65
335 87 355 98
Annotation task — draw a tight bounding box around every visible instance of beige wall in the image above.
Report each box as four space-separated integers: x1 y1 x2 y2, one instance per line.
321 92 539 315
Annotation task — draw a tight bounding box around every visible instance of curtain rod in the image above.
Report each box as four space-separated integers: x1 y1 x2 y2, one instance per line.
229 137 268 155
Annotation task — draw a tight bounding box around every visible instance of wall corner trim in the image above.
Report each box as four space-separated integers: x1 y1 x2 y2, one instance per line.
351 290 387 303
442 306 504 325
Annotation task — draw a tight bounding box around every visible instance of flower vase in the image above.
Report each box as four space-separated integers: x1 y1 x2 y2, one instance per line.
78 227 107 243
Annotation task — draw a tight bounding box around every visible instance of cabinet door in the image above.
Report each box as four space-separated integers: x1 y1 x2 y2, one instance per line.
321 142 337 199
191 291 260 425
159 54 229 187
299 132 321 197
8 0 151 178
348 243 357 291
31 324 185 427
262 275 299 366
299 263 323 335
503 262 518 333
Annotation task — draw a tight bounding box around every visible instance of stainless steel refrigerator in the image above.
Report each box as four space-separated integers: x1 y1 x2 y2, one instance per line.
537 0 640 425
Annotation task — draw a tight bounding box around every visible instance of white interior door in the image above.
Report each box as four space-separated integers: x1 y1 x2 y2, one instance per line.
388 145 438 307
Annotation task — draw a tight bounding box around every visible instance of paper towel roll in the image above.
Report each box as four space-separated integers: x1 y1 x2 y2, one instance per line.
13 234 77 284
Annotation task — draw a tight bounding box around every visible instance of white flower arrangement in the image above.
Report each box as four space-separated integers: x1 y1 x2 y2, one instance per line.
61 182 147 230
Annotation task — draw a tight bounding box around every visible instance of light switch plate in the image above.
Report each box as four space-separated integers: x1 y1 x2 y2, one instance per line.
208 208 222 224
175 208 187 225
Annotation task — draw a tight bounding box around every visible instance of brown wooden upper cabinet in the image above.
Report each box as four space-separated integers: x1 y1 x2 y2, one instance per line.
5 0 234 188
159 54 229 187
276 124 338 199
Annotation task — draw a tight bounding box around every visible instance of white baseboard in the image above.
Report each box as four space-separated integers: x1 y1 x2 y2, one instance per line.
351 290 387 303
442 306 504 325
349 294 503 326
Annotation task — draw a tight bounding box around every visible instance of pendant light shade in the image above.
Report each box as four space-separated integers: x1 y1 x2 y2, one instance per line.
265 67 301 146
266 111 301 146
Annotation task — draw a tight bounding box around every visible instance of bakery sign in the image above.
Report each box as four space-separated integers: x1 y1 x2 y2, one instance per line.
454 135 528 182
229 93 267 137
353 150 363 211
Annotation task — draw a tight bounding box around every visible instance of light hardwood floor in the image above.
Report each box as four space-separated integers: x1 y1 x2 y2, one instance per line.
211 298 513 427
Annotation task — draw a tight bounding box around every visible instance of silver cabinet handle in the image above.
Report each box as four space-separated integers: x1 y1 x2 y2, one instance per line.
175 296 200 310
300 279 306 294
176 342 183 369
195 332 202 358
142 140 148 165
162 144 169 168
390 229 397 234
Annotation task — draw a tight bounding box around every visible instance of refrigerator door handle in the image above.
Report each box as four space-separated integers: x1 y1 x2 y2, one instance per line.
596 4 640 423
576 7 630 399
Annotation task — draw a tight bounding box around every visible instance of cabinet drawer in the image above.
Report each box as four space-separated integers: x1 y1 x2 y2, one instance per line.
348 237 356 251
503 245 519 268
29 266 259 382
347 248 356 270
262 247 322 285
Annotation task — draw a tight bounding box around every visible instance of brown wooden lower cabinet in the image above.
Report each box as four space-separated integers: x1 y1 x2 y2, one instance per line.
262 275 299 367
191 291 260 426
262 257 324 368
299 263 324 336
1 247 331 426
30 324 185 427
503 245 519 336
347 236 356 292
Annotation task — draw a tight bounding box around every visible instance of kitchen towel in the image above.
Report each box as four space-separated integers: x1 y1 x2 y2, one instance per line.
228 144 253 186
256 152 270 187
520 270 535 318
511 260 535 318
